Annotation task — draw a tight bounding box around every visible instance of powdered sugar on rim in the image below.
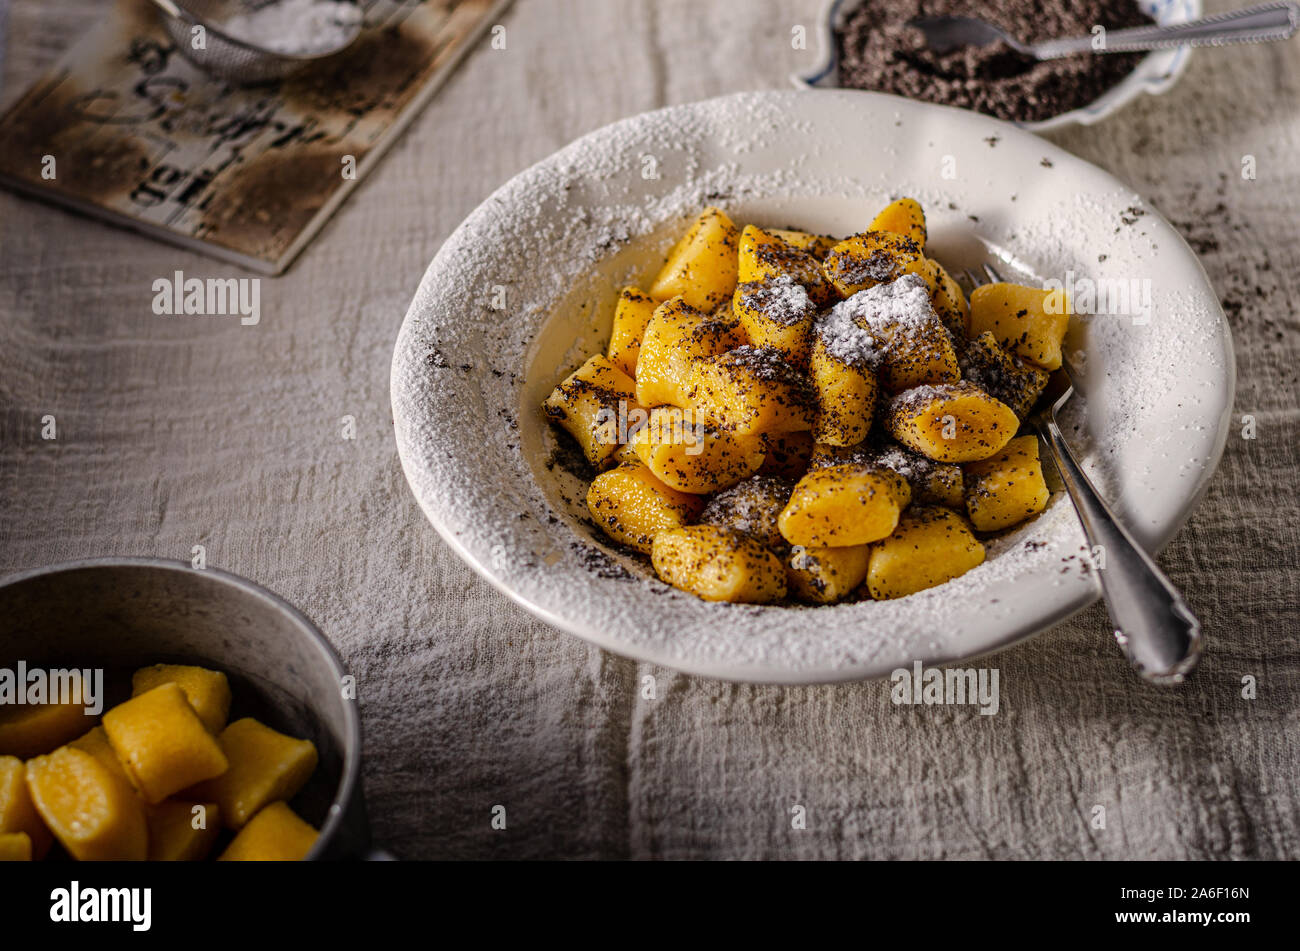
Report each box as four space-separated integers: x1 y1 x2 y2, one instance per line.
391 90 1232 684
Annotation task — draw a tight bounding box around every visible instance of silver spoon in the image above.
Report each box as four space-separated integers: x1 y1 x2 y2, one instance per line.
910 1 1298 59
963 263 1202 685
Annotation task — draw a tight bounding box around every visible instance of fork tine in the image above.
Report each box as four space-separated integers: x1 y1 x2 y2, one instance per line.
982 262 1004 284
960 268 981 290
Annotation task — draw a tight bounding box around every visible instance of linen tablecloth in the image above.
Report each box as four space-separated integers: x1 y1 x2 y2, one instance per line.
1 0 1297 859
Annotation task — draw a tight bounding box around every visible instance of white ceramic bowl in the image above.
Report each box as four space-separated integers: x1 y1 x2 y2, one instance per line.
391 90 1232 684
794 0 1203 132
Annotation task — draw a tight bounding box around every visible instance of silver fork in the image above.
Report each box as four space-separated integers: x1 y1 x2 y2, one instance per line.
962 263 1202 685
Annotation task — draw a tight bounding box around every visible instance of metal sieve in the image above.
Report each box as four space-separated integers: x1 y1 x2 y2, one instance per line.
148 0 363 85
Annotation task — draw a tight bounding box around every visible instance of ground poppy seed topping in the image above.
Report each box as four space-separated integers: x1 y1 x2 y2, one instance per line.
544 201 1067 608
832 0 1155 124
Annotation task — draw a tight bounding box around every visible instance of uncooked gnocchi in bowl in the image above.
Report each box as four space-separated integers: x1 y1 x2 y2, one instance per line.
542 199 1070 605
0 663 321 862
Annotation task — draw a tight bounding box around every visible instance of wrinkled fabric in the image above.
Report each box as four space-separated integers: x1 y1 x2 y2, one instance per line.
1 0 1296 859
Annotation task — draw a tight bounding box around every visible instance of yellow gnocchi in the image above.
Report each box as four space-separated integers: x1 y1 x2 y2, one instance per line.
0 756 52 859
650 207 741 311
587 462 703 554
808 335 878 447
868 197 927 248
822 230 932 298
786 544 871 605
732 276 818 367
651 525 787 603
866 506 986 600
884 381 1019 463
959 331 1050 420
923 258 969 339
815 272 958 394
737 225 834 304
689 345 817 436
631 406 765 494
0 671 92 759
963 435 1051 532
544 200 1070 605
607 286 658 376
968 282 1071 370
26 747 148 862
778 463 911 548
544 354 644 467
634 297 743 408
696 474 793 551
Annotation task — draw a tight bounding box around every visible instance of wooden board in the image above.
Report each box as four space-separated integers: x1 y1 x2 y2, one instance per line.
0 0 509 273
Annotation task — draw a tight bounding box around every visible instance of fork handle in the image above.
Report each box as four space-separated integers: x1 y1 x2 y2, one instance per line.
1035 1 1298 58
1038 416 1203 683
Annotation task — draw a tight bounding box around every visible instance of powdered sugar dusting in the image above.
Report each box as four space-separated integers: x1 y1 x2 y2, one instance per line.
699 475 793 550
222 0 362 55
736 274 814 327
816 297 882 368
819 273 947 372
872 445 932 484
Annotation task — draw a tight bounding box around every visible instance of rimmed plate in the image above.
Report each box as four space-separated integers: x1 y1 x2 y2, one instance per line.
391 90 1232 684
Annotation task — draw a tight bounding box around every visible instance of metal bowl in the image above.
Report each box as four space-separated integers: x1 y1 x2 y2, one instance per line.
0 557 373 860
794 0 1204 132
